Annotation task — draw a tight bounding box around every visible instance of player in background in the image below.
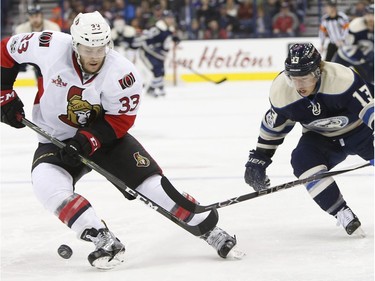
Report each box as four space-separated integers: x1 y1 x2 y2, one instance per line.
14 4 61 34
333 4 374 82
111 12 139 63
14 4 61 77
1 11 237 270
318 0 350 61
138 10 180 97
244 43 373 236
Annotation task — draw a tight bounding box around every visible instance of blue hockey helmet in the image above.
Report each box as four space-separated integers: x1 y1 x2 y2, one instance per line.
285 43 321 77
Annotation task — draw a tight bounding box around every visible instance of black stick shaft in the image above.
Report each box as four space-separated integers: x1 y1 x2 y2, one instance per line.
192 162 371 213
178 63 227 84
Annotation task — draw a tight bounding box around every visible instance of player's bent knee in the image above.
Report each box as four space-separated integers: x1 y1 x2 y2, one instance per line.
31 163 75 212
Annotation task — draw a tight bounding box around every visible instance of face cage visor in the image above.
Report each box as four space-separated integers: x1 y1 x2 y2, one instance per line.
76 43 110 59
285 68 321 89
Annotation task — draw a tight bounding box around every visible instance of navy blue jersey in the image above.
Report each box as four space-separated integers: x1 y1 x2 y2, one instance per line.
337 16 374 65
257 62 374 151
141 20 174 61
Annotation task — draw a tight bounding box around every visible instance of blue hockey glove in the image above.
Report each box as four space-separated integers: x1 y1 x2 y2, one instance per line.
244 149 272 191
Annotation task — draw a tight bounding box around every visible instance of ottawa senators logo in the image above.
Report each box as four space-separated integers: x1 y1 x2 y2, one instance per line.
133 152 150 167
39 31 53 47
59 86 101 127
118 72 136 90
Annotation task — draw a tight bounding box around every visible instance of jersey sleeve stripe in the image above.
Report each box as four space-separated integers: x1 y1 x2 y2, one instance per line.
1 37 16 68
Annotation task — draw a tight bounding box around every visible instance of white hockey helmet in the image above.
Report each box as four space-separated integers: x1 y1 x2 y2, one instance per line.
71 11 111 50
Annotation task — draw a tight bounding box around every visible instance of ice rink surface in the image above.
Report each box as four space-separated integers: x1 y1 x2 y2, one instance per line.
1 81 373 281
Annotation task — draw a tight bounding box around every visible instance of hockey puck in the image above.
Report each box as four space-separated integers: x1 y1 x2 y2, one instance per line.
58 244 73 259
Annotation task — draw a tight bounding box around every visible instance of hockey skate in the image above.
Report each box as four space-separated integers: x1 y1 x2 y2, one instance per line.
146 87 158 97
146 86 165 97
336 207 365 237
81 227 126 269
201 226 244 259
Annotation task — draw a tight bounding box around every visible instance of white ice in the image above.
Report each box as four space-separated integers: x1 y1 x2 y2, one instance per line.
1 80 373 281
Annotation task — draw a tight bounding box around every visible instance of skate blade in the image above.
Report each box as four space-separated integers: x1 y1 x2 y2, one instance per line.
227 246 246 260
92 250 126 270
352 226 366 238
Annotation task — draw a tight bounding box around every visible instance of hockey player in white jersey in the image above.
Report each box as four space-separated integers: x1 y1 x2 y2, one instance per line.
0 11 237 269
244 43 373 236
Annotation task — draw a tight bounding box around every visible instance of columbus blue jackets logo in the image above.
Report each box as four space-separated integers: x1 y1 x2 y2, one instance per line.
306 116 349 132
118 72 136 90
133 152 150 167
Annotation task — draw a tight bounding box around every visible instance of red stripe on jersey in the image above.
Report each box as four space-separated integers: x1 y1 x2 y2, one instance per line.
34 76 44 105
104 114 136 138
58 195 90 225
1 37 16 68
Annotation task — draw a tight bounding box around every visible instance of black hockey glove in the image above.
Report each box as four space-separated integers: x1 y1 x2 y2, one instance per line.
1 90 25 128
172 35 181 45
60 130 101 167
244 149 272 191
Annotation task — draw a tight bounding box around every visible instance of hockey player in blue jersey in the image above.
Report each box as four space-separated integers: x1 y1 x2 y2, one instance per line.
333 4 374 82
138 10 179 97
244 43 374 236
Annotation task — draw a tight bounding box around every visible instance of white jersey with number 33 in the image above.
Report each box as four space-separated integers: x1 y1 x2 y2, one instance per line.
4 31 143 142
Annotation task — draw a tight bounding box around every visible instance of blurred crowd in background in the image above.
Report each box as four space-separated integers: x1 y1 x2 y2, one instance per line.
2 0 373 40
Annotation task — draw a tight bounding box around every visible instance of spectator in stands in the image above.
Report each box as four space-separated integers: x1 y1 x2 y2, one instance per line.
14 4 61 34
272 2 299 37
50 0 76 33
236 0 255 37
204 19 228 39
255 6 272 37
70 0 85 15
225 0 239 20
319 0 350 61
264 0 281 20
114 0 137 24
188 18 204 40
174 0 196 38
196 0 219 28
217 4 235 38
99 0 116 23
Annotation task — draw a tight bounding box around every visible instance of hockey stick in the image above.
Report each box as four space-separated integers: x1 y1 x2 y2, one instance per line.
161 162 372 213
21 118 216 236
178 63 227 84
